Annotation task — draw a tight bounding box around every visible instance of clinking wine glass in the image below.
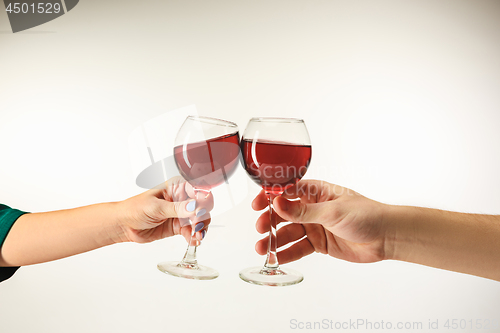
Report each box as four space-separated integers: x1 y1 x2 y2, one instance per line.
239 117 312 286
157 116 240 280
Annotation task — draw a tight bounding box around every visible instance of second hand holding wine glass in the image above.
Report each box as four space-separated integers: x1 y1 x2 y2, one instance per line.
240 117 312 286
157 116 240 280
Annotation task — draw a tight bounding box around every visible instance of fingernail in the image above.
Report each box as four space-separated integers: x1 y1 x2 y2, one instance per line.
186 200 196 212
201 230 206 239
194 222 205 233
196 208 207 217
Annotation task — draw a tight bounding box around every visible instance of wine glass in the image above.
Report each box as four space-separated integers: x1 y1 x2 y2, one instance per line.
239 117 312 286
157 116 240 280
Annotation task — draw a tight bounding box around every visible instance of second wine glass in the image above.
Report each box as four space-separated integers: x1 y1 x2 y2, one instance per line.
157 116 240 280
239 117 312 286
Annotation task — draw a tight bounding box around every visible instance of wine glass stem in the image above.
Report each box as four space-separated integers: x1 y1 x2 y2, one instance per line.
264 192 280 270
181 240 198 266
179 188 210 267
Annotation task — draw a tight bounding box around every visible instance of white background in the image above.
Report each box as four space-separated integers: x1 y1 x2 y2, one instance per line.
1 1 500 332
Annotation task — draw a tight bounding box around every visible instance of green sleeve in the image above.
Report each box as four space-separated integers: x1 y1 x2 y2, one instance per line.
0 204 29 283
0 204 28 248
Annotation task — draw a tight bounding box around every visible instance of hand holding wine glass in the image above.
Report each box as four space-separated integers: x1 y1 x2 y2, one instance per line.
240 117 311 286
252 180 387 264
253 179 500 282
158 116 240 280
121 176 214 245
0 176 213 269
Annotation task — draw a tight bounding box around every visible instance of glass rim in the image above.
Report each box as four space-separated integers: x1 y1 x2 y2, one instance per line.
187 115 238 128
248 117 304 124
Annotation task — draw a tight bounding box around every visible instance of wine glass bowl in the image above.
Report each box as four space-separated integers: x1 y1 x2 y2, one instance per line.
157 116 240 280
239 117 311 286
174 128 240 192
240 139 311 195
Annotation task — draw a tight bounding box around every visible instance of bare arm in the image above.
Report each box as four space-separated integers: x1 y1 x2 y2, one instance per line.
386 206 500 281
0 177 213 267
253 180 500 281
1 203 124 266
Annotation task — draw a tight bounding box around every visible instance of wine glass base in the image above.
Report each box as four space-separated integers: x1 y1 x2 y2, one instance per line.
239 266 303 286
157 261 219 280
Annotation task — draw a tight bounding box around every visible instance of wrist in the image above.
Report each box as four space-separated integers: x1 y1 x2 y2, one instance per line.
105 201 131 244
382 204 418 262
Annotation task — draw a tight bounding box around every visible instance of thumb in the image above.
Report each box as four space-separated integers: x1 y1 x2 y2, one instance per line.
159 199 196 219
273 196 329 224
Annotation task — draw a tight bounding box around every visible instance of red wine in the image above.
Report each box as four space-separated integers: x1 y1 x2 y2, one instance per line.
174 132 240 191
241 139 311 195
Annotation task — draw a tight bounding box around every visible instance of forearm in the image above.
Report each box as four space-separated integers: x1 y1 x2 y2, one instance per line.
0 202 127 267
385 205 500 281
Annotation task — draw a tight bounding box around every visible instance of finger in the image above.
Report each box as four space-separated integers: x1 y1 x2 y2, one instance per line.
276 238 315 264
195 223 208 241
281 179 324 200
283 179 351 203
191 210 211 226
170 179 215 213
276 223 307 248
194 191 215 216
164 176 189 201
273 196 332 224
255 210 286 234
161 190 214 221
192 214 211 245
192 216 211 236
177 217 211 245
302 223 329 254
183 180 195 198
183 183 211 201
182 188 215 220
177 217 190 228
178 221 193 243
159 199 199 219
251 189 269 211
255 236 268 255
255 223 306 255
